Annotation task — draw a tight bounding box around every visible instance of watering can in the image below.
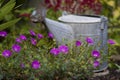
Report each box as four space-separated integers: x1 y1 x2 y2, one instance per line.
31 10 108 72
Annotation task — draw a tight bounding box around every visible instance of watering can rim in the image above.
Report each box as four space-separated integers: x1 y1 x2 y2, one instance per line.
58 14 107 24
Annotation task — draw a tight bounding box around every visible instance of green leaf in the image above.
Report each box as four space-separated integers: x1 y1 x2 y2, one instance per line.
2 0 15 7
115 64 120 70
15 8 34 14
0 0 4 7
0 18 20 30
0 0 15 20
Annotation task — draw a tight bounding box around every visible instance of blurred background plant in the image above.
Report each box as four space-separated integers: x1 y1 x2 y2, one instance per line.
101 0 120 53
0 0 20 31
45 0 102 20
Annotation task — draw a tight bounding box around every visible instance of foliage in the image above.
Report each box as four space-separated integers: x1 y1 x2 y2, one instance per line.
46 8 61 20
0 0 20 31
107 39 119 69
101 0 120 27
0 28 107 79
101 0 120 48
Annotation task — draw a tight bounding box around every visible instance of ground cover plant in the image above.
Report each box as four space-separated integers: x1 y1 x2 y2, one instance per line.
0 28 108 79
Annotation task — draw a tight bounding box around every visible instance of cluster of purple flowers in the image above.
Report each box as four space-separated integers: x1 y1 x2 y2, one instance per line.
91 50 100 67
1 30 116 70
91 39 116 68
2 44 22 58
20 60 41 69
75 37 94 46
75 37 100 68
1 30 52 69
16 34 27 43
50 45 69 55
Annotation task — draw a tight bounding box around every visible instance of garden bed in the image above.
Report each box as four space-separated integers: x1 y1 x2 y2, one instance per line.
92 70 120 80
91 60 120 80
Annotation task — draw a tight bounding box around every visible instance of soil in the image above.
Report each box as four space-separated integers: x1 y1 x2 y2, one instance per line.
90 61 120 80
90 69 120 80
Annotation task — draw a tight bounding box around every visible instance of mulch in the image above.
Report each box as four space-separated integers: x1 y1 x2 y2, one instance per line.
90 69 120 80
90 60 120 80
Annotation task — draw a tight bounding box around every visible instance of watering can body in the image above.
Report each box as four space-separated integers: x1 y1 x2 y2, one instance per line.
31 9 108 72
45 15 108 72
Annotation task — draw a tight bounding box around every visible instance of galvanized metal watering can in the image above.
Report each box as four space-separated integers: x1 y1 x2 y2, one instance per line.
31 10 108 72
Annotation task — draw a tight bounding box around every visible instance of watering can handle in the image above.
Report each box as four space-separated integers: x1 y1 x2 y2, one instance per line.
100 16 106 30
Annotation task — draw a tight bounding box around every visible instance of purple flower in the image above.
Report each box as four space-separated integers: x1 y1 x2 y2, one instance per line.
59 45 69 54
50 48 60 55
108 39 115 45
19 35 27 40
16 38 22 43
38 33 43 39
48 32 54 38
0 31 7 37
92 50 100 58
75 40 82 47
20 63 25 68
93 60 100 67
31 60 40 69
31 38 37 45
2 50 12 58
29 30 36 36
86 37 94 45
12 44 21 53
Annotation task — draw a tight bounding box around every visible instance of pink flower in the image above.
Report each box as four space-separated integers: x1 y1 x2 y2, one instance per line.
12 44 21 53
16 38 22 43
0 31 7 37
2 50 12 58
50 48 60 55
48 32 54 38
59 45 69 54
20 63 25 68
108 39 115 45
31 38 37 45
29 30 36 36
86 37 94 45
31 60 40 69
92 50 100 58
93 60 100 67
75 40 82 47
19 35 27 41
38 33 43 39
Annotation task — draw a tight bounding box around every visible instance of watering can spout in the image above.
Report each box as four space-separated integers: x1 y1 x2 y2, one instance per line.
30 9 74 44
45 18 74 44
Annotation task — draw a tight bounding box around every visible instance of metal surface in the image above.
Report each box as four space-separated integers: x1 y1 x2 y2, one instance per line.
45 15 108 72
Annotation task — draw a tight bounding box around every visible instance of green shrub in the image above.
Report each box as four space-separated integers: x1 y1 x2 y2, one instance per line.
0 29 109 79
